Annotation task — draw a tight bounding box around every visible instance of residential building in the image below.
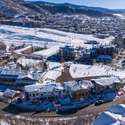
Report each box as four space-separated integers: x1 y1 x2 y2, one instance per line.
91 76 123 93
64 80 94 99
24 81 65 102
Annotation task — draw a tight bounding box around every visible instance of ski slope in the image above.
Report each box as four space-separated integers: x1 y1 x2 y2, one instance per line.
0 25 114 49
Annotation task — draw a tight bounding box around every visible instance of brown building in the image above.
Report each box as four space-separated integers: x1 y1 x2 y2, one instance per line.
91 76 123 93
64 80 94 99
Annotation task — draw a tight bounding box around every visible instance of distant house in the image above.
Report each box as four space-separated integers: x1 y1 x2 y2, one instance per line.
58 46 76 61
85 40 99 45
96 45 116 56
64 80 94 99
91 76 123 93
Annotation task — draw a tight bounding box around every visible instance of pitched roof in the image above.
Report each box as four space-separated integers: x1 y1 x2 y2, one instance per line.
94 104 125 125
92 76 121 86
64 80 94 91
110 104 125 115
93 111 117 125
17 74 34 80
24 81 64 93
33 46 60 58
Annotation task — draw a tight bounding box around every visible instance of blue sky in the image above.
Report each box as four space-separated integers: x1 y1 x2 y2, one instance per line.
27 0 125 9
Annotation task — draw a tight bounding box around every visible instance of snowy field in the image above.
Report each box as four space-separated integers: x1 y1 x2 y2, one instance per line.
0 25 114 49
70 64 125 79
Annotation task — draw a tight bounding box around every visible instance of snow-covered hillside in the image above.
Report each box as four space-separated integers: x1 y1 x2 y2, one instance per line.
113 14 125 20
0 25 114 49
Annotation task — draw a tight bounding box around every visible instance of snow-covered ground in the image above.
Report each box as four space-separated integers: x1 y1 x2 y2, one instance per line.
0 25 114 49
69 64 125 79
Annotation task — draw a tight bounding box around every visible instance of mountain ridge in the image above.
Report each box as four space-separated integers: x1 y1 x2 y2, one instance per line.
0 0 125 35
24 0 125 14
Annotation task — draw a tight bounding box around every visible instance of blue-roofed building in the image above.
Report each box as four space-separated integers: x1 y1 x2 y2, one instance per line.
0 69 20 84
0 68 36 86
58 46 75 62
96 55 112 63
16 74 37 86
96 45 116 56
47 46 76 62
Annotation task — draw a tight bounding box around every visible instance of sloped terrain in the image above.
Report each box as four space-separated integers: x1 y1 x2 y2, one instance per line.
0 0 29 18
0 0 50 20
0 0 125 35
23 1 113 17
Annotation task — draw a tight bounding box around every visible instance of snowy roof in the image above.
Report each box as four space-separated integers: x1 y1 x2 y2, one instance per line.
97 55 112 59
0 68 21 76
93 111 117 125
17 58 41 67
92 76 121 86
94 104 125 125
14 45 32 54
64 80 94 91
33 46 60 58
4 89 19 98
110 104 125 115
17 73 35 80
47 62 61 70
42 70 62 81
69 64 125 79
24 81 64 93
41 65 63 81
69 64 108 78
